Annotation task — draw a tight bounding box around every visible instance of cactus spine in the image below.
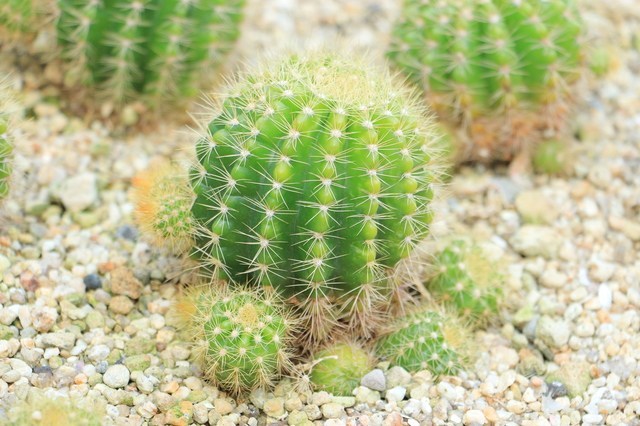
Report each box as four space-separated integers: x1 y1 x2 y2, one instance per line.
1 0 245 107
388 0 584 165
171 48 444 344
0 77 15 203
173 285 298 395
425 240 502 325
375 305 472 375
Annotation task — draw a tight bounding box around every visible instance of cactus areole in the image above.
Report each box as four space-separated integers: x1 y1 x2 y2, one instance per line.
185 50 443 340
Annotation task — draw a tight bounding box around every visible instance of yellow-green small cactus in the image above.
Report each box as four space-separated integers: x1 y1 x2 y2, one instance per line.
4 394 105 426
309 339 374 396
0 77 15 203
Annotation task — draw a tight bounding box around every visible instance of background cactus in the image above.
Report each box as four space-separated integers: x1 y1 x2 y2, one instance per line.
172 285 298 395
387 0 584 167
425 240 502 325
375 305 473 375
0 77 15 203
309 339 374 395
4 394 104 425
180 48 444 344
0 0 245 107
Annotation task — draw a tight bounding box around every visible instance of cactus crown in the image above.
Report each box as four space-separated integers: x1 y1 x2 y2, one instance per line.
426 240 502 324
0 77 16 202
375 304 473 375
186 48 444 342
173 285 298 395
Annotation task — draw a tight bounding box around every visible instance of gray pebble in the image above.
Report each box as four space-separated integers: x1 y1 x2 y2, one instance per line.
83 274 102 290
361 369 386 391
103 364 130 388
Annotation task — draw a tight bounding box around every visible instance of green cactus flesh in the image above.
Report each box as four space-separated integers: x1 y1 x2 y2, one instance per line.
0 81 14 202
175 286 296 394
187 50 443 341
50 0 244 104
532 139 567 174
426 241 501 324
309 341 374 395
375 307 469 375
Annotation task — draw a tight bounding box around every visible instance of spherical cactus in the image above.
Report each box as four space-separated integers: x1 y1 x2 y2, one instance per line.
375 305 472 376
425 240 502 326
183 48 444 343
132 162 195 254
173 285 298 395
387 0 584 167
531 139 570 175
4 394 105 425
309 339 374 396
0 77 15 203
1 0 245 108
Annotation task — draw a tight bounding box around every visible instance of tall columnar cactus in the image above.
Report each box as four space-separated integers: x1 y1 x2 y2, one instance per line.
426 240 502 325
387 0 584 166
0 0 245 107
173 285 298 395
0 78 15 203
178 49 444 344
375 305 472 376
309 339 374 396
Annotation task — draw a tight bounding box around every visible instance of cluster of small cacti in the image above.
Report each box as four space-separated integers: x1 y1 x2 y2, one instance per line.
425 240 502 325
387 0 585 168
3 394 105 425
0 77 15 203
173 285 297 395
0 0 245 108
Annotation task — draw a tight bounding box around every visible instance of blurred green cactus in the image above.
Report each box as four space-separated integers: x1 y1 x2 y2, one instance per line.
309 339 374 395
0 77 15 203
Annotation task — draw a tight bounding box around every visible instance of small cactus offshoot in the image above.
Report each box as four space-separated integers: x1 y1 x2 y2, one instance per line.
0 77 15 203
375 305 472 376
425 240 502 325
0 0 245 107
388 0 584 166
309 339 374 396
172 285 298 395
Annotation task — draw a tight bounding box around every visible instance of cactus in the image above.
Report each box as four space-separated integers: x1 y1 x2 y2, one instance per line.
387 0 584 166
531 139 570 174
174 48 445 344
132 162 194 254
309 339 374 395
375 305 472 375
425 240 502 325
0 0 245 107
4 394 104 425
172 285 298 395
0 77 15 203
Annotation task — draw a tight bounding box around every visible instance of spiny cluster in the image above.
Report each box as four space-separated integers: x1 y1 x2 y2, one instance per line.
1 0 245 107
388 0 584 163
173 285 297 395
309 339 374 395
0 77 15 203
132 163 194 254
375 305 472 375
186 49 444 343
426 240 502 325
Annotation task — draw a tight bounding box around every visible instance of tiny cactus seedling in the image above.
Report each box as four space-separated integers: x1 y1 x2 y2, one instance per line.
531 139 570 175
0 77 15 203
426 240 502 326
309 339 374 395
4 394 104 425
183 48 444 344
388 0 585 166
132 162 194 254
1 0 245 107
375 304 473 376
173 285 298 395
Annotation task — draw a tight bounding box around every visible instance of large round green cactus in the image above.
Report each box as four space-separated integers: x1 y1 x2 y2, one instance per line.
375 305 472 375
0 0 244 107
387 0 584 164
0 78 15 203
173 285 298 395
186 49 444 342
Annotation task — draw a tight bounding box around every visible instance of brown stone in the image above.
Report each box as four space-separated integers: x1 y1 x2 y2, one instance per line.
109 267 142 299
20 271 39 292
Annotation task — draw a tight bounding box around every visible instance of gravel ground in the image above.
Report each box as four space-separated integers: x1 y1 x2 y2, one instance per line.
0 1 640 425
